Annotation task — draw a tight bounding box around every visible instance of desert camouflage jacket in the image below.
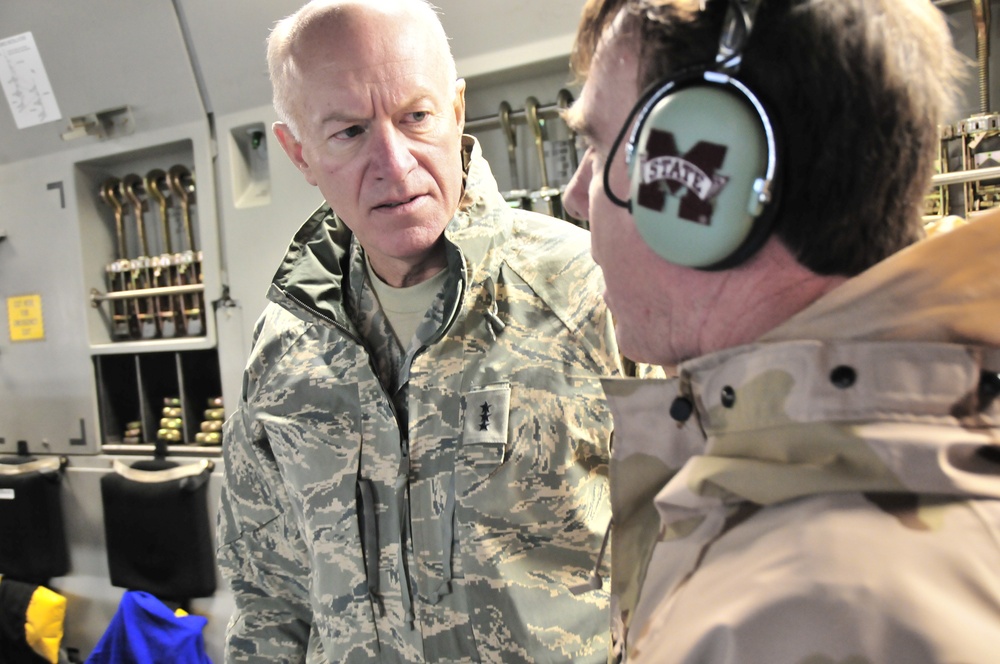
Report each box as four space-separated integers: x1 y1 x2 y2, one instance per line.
217 138 623 663
605 214 1000 663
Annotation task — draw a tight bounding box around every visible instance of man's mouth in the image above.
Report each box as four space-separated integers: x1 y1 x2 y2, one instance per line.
376 195 420 210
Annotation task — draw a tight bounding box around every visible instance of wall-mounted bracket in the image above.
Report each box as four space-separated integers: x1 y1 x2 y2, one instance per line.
60 106 134 142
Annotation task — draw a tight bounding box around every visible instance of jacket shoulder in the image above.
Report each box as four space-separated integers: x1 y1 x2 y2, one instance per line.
241 298 316 397
504 211 605 331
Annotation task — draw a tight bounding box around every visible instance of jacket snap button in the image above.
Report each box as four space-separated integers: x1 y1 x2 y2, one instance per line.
830 365 857 389
720 386 736 408
670 397 694 422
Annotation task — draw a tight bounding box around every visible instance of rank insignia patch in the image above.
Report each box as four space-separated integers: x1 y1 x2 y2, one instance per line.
463 383 510 445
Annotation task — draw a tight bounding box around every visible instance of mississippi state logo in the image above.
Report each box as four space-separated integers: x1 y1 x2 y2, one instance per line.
637 128 730 225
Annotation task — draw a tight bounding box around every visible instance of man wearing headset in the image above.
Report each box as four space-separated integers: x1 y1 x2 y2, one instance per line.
563 0 1000 661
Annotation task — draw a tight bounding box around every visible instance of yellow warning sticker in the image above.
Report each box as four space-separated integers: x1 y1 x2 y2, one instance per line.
7 294 45 341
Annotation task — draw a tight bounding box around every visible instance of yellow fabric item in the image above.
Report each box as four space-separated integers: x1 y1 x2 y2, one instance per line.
24 584 66 664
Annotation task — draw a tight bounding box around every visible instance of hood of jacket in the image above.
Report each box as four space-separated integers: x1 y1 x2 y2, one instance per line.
605 213 1000 517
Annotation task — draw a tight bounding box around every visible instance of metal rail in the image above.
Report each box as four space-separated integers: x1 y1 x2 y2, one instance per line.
466 100 567 133
931 165 1000 186
90 283 204 306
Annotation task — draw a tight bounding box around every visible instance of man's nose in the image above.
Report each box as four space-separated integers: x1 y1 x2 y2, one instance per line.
563 157 592 222
371 125 418 179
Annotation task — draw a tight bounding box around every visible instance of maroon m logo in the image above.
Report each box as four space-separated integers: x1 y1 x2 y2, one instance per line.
636 129 729 225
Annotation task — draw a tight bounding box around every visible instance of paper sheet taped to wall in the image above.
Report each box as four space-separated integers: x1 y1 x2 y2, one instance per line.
0 31 62 129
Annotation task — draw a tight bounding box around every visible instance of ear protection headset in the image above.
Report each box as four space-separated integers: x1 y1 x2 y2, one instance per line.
603 0 779 270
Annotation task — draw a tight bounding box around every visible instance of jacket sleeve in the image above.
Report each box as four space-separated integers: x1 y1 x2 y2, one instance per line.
217 404 313 663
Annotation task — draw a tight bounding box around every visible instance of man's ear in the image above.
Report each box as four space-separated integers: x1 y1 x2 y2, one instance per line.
453 78 467 135
273 121 317 186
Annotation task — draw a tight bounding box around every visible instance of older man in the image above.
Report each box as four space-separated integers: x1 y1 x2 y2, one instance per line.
217 1 628 662
563 0 1000 662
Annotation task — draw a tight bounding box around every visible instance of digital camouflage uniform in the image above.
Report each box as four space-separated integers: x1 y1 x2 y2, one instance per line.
605 214 1000 663
218 137 625 663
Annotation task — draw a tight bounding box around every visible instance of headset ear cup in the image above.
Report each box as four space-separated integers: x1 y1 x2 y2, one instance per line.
628 76 778 269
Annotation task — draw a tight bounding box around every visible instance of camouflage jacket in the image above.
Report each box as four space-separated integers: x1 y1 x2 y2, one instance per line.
217 138 623 663
606 214 1000 663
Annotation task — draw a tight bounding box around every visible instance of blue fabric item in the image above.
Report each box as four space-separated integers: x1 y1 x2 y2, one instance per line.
85 591 211 664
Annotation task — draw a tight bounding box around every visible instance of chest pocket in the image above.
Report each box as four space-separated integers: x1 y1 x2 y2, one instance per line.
459 383 511 472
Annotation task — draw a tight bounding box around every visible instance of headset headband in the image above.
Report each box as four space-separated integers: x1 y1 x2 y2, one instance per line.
716 0 763 71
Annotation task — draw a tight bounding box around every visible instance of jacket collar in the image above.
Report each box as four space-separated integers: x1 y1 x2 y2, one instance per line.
442 136 512 289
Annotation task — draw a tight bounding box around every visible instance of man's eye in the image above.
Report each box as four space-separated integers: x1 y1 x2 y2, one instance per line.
409 111 430 123
334 125 365 140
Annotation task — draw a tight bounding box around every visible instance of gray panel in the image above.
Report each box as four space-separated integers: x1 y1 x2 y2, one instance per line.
173 0 303 117
174 0 584 118
212 104 324 356
0 116 228 456
0 0 204 165
0 152 98 456
441 0 583 66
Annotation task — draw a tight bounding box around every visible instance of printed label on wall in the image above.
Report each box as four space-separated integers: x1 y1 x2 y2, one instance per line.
0 31 62 129
7 294 45 341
